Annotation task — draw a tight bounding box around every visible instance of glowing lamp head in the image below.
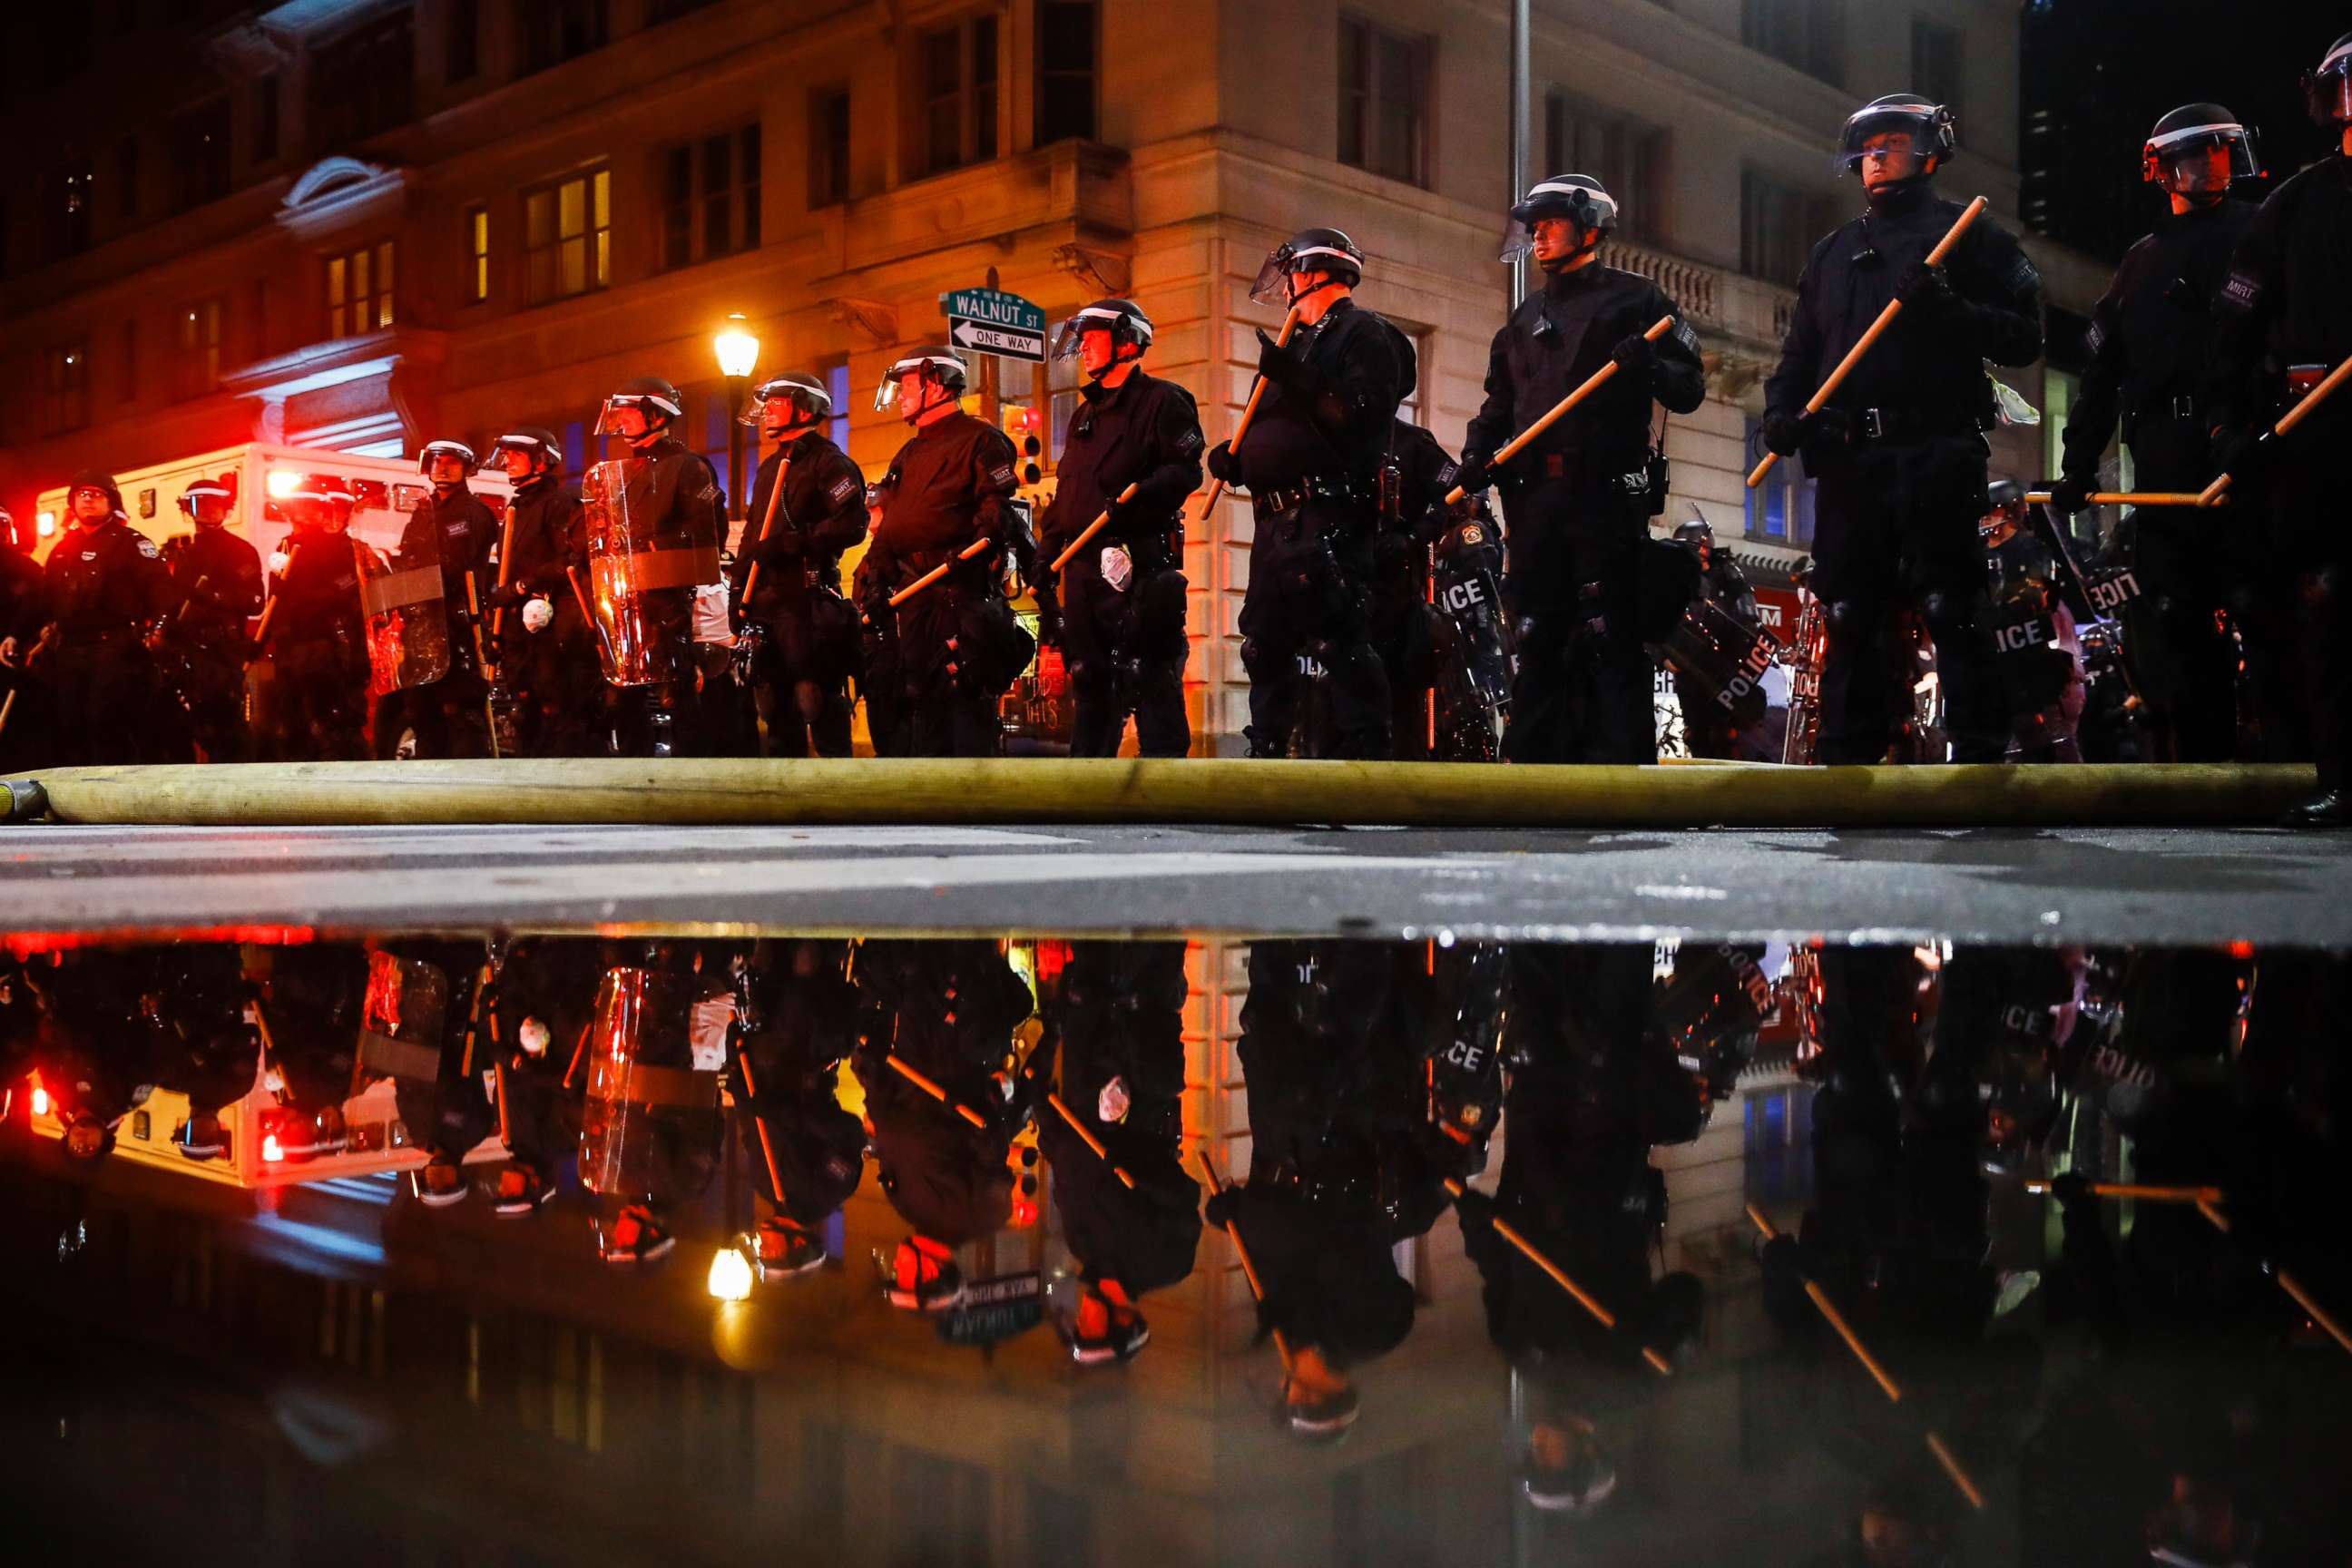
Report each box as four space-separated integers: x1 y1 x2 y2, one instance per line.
714 315 760 379
708 1246 755 1301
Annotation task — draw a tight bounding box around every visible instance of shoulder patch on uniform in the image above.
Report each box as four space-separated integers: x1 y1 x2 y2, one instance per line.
2082 318 2105 355
829 475 860 504
1436 460 1460 487
986 463 1017 489
1175 427 1204 458
1672 319 1700 355
2004 251 2041 293
137 538 160 559
2220 270 2261 311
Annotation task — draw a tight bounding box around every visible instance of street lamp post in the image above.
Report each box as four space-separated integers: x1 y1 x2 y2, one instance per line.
714 314 760 524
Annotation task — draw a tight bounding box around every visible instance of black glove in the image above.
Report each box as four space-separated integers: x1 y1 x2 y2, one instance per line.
1896 260 1960 321
2048 473 2096 515
1610 333 1658 379
1453 453 1492 497
2048 1171 2094 1211
2209 425 2269 484
1761 413 1809 458
1255 328 1307 388
1032 581 1062 646
1453 1185 1497 1234
1206 441 1246 486
1202 1187 1242 1230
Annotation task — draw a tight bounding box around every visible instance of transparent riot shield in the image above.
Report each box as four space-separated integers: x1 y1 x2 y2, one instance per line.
356 948 451 1088
582 457 724 688
1433 522 1514 715
576 965 724 1200
358 524 451 694
1657 597 1775 730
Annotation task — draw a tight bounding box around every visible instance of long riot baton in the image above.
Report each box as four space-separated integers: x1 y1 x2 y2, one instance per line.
2199 349 2352 506
1198 304 1308 520
1446 315 1677 505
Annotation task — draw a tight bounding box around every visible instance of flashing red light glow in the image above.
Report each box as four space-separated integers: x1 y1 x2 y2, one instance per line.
31 1086 51 1117
262 1133 285 1163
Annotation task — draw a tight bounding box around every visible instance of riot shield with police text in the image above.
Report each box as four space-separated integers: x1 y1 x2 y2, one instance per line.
583 457 723 687
358 527 451 694
576 964 725 1202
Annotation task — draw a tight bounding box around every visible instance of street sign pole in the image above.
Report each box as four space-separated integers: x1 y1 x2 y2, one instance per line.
981 266 1001 428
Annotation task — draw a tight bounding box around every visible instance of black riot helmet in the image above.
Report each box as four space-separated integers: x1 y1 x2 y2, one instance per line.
280 472 358 534
597 376 685 446
1503 174 1619 270
177 473 237 528
67 468 125 520
2142 103 2261 197
874 348 968 422
1835 94 1957 179
1672 512 1715 554
1049 299 1155 378
2304 32 2352 126
1250 227 1366 307
491 426 564 481
418 439 479 482
740 372 833 435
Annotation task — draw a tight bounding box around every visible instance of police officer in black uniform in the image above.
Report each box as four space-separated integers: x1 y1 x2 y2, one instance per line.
38 470 173 766
161 475 263 763
2053 104 2263 764
1370 419 1461 760
1208 228 1416 759
485 427 595 756
593 377 725 758
1037 299 1204 758
2208 34 2352 826
858 348 1029 758
734 372 869 758
1759 96 2045 765
257 475 371 761
390 439 498 758
0 505 52 774
1458 175 1709 764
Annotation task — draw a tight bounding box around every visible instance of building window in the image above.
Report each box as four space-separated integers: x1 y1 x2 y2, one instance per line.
808 86 850 208
520 0 610 76
824 362 852 452
1338 15 1429 188
44 342 90 436
170 100 231 213
1911 18 1963 117
663 124 761 270
173 299 224 400
114 137 141 223
1743 415 1817 544
1036 0 1097 144
465 204 490 303
326 240 396 338
48 160 94 260
917 15 998 176
524 168 610 305
447 0 480 83
1741 0 1845 87
1545 94 1668 246
254 74 280 162
1740 168 1834 289
120 320 139 405
310 11 416 148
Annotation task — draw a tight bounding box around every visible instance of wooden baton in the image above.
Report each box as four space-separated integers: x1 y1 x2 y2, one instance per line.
886 1054 987 1128
1749 195 1989 488
1449 1178 1670 1374
1195 1147 1295 1370
1199 303 1308 519
1047 483 1142 576
464 573 501 760
886 534 994 610
1447 316 1677 505
2200 349 2352 505
1048 1093 1136 1189
2024 491 2219 509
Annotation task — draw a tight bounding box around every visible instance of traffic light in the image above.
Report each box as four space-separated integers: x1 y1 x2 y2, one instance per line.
1002 403 1045 485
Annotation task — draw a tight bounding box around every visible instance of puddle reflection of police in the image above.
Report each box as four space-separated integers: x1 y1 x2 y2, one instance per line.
851 938 1037 1311
481 936 609 1218
728 938 867 1282
1032 941 1200 1364
356 942 495 1209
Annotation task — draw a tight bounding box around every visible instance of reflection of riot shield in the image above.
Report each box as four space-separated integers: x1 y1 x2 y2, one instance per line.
583 458 723 688
358 948 451 1086
577 965 724 1200
1657 597 1776 730
1433 534 1513 714
359 541 452 694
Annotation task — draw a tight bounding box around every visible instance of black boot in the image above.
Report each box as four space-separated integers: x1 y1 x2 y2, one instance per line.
2283 788 2352 828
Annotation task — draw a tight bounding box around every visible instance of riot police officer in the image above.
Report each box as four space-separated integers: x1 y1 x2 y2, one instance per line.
487 427 596 756
2053 104 2262 763
589 376 725 758
0 505 50 773
1373 419 1461 760
858 348 1029 758
734 372 869 758
1669 514 1762 760
1037 299 1203 758
256 474 370 761
1459 176 1709 764
389 439 498 758
1208 228 1415 759
38 471 173 766
1759 95 2045 764
2207 33 2352 826
162 475 263 763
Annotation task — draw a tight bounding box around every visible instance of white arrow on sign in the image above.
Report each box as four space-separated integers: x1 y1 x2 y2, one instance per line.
948 318 1045 362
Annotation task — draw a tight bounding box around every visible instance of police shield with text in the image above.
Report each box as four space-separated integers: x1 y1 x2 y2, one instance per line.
2053 103 2261 763
1210 228 1415 759
1037 299 1204 758
1661 513 1771 760
857 348 1032 757
587 376 725 757
488 426 598 756
733 372 869 758
1460 175 1708 764
375 439 493 757
38 470 175 766
1759 96 2045 764
162 474 263 763
257 473 371 760
2207 32 2352 826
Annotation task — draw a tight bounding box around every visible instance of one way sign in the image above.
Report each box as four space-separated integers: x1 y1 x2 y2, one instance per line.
947 316 1045 362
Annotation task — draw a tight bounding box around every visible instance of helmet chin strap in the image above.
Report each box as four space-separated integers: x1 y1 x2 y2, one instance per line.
626 422 666 450
1084 345 1142 384
1287 274 1347 309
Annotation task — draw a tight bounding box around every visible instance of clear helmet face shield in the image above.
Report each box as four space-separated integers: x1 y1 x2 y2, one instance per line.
1049 306 1153 362
742 379 829 430
1835 104 1954 174
1250 242 1360 307
2144 122 2261 191
596 394 679 439
2308 46 2352 124
874 357 964 415
1501 181 1618 263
